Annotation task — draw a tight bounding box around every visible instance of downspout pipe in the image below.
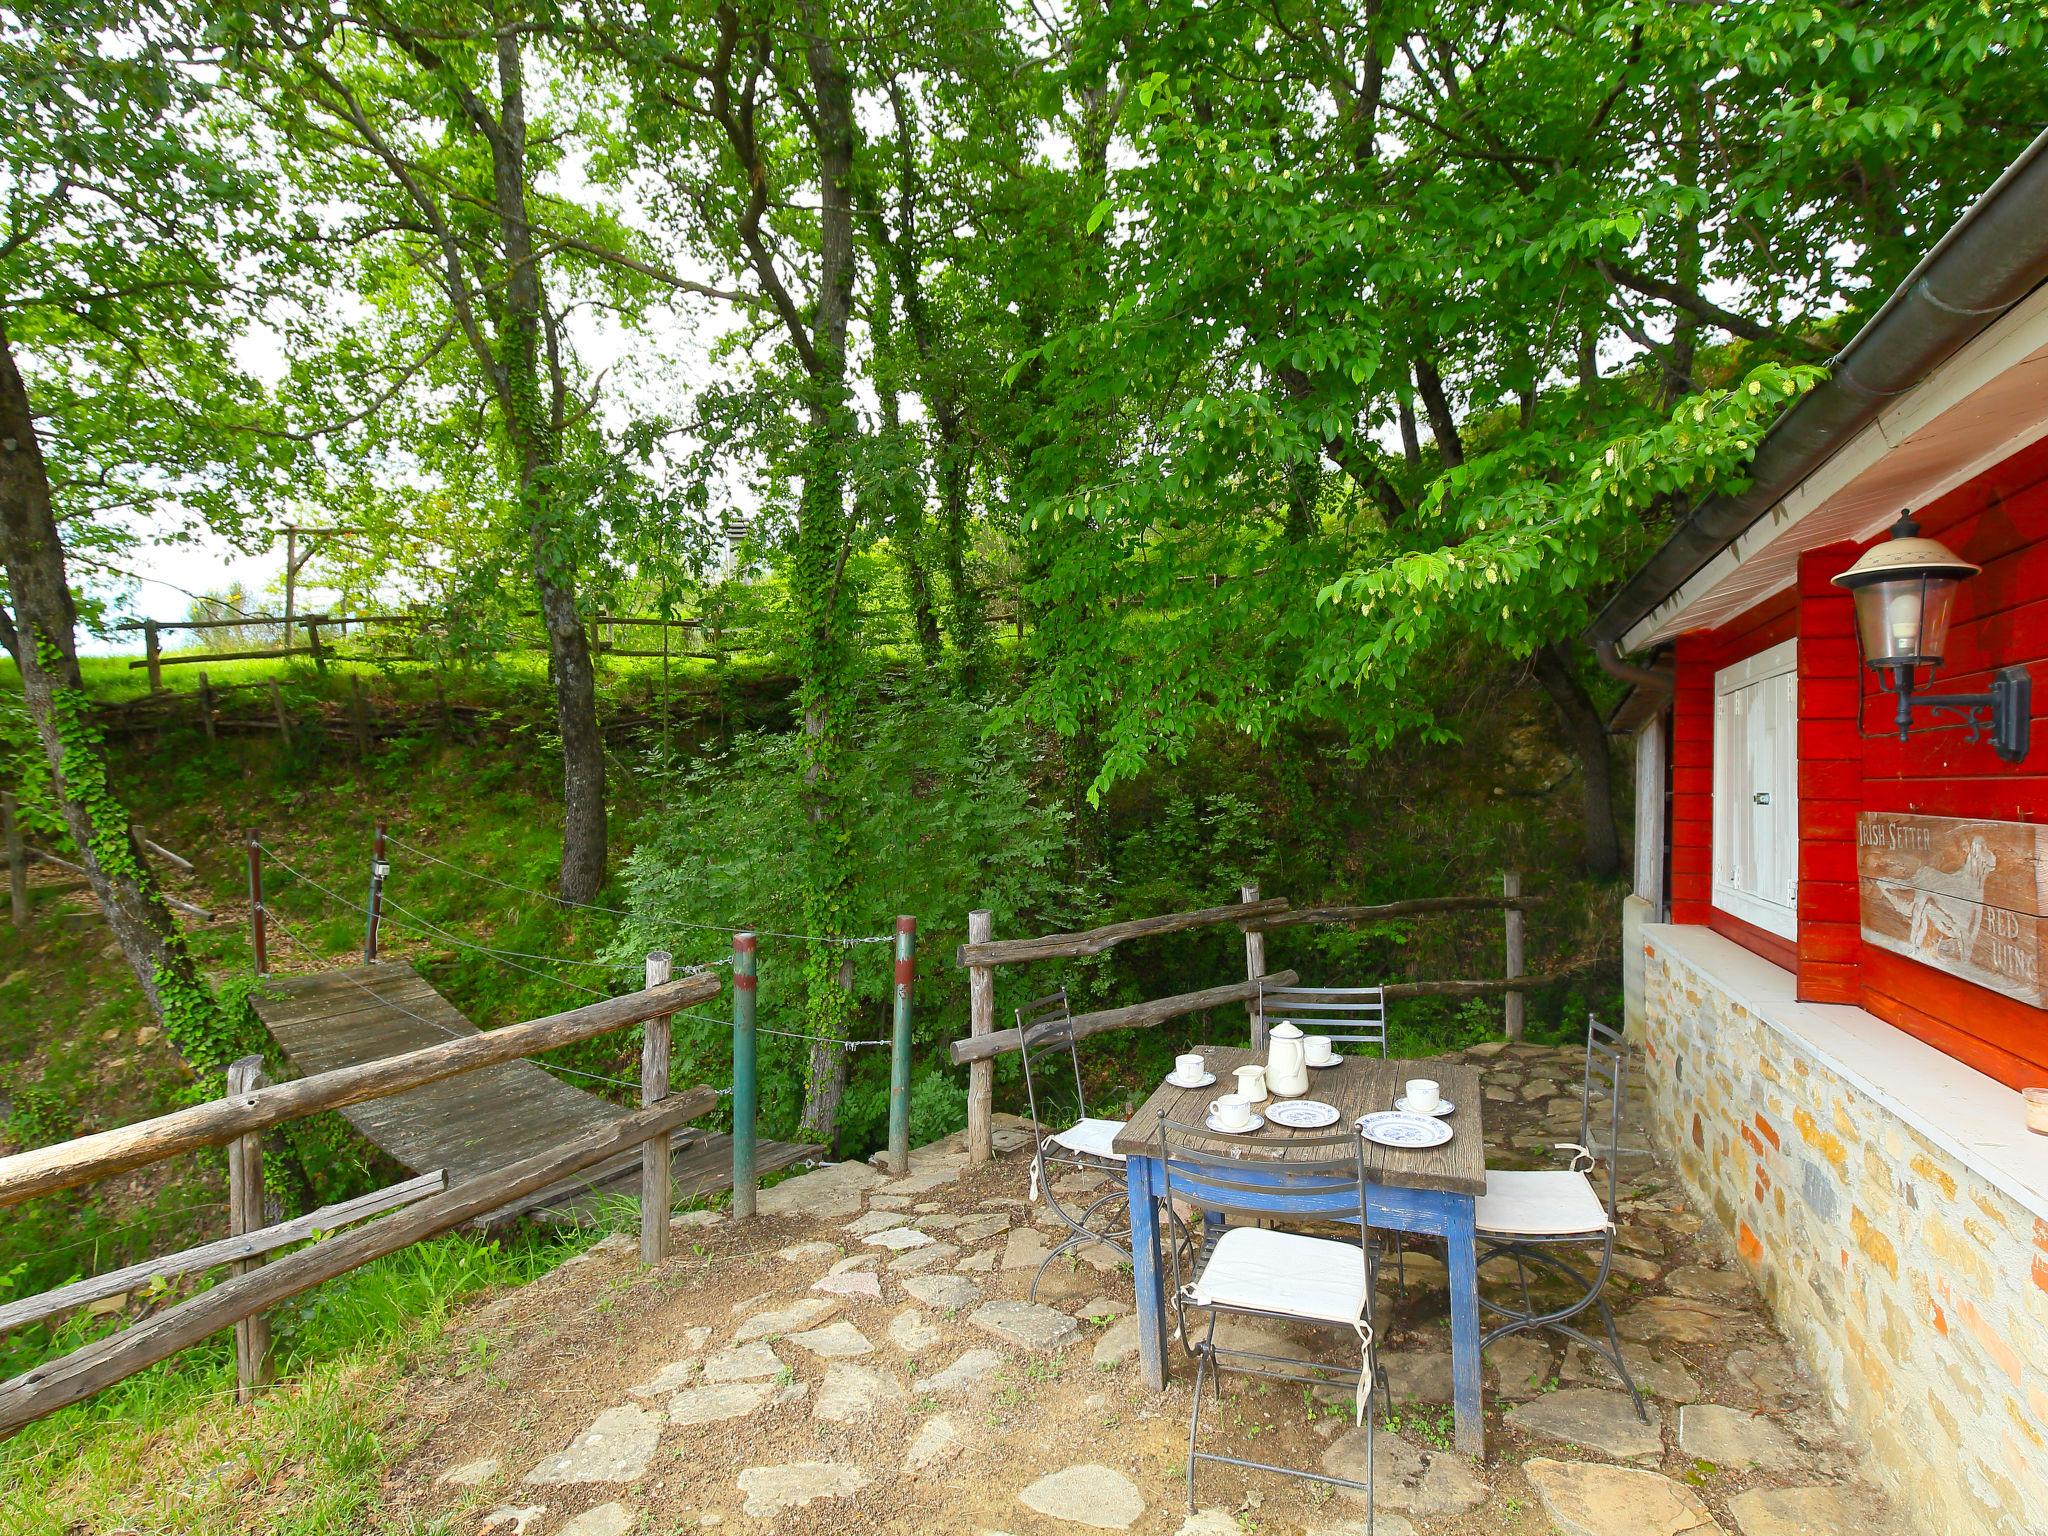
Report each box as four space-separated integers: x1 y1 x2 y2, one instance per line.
1586 125 2048 654
1594 638 1672 695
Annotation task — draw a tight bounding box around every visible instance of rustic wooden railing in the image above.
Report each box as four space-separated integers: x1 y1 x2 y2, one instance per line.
0 966 720 1436
955 877 1588 1163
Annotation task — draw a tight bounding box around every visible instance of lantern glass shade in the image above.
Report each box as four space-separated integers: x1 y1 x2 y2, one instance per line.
1831 518 1979 673
1849 572 1962 669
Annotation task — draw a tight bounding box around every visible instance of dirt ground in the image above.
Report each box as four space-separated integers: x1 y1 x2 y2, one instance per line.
368 1043 1901 1536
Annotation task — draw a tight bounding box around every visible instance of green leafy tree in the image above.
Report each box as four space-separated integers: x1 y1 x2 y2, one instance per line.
0 0 285 1066
1010 0 2042 874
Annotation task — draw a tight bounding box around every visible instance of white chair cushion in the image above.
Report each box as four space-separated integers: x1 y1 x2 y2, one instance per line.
1184 1227 1368 1326
1475 1169 1610 1238
1050 1117 1126 1162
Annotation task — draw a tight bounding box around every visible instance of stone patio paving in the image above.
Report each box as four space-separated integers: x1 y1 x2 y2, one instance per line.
379 1042 1903 1535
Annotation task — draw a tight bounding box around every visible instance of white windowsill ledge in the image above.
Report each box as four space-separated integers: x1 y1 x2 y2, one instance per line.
1644 923 2048 1226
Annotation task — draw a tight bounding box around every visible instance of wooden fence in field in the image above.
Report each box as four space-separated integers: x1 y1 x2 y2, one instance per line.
114 598 1023 692
0 967 721 1436
952 878 1588 1163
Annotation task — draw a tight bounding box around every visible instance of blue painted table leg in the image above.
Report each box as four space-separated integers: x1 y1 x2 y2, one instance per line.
1126 1154 1169 1391
1444 1192 1485 1457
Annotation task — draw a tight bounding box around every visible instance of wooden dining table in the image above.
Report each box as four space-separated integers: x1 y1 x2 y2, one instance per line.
1113 1046 1489 1456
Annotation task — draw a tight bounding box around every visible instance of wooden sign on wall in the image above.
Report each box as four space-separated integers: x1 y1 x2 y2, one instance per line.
1858 812 2048 1007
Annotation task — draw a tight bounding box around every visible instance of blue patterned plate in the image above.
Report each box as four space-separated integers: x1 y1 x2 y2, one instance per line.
1355 1111 1453 1149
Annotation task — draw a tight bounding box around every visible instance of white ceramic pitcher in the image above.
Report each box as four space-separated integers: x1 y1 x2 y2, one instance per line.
1265 1021 1310 1098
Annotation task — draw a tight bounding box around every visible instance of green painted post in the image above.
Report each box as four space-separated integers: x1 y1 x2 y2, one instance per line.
887 915 916 1176
731 931 758 1218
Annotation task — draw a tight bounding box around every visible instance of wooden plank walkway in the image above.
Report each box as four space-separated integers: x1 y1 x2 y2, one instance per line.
251 961 816 1225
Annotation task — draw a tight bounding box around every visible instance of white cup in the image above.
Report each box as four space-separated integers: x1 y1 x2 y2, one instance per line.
1303 1035 1335 1066
1210 1093 1253 1131
1404 1078 1441 1112
1174 1053 1206 1084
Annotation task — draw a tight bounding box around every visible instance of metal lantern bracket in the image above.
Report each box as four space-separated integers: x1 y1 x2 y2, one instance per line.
1858 662 2032 763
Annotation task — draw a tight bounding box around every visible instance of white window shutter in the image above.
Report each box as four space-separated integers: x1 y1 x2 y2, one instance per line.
1711 640 1799 942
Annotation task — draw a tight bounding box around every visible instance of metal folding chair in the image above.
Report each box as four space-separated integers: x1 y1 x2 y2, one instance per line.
1257 981 1388 1057
1257 979 1413 1293
1475 1012 1645 1419
1157 1112 1387 1525
1016 989 1131 1301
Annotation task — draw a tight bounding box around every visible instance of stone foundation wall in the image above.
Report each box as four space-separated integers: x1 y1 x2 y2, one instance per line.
1642 933 2048 1536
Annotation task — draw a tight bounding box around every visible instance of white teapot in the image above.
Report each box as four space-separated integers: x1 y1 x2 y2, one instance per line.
1265 1021 1310 1098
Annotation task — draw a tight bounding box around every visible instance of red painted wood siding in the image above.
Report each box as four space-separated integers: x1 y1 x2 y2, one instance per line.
1667 589 1797 972
1796 546 1863 1004
1665 431 2048 1087
1851 431 2048 1086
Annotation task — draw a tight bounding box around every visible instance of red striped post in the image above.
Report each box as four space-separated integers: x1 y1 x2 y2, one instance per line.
887 915 916 1175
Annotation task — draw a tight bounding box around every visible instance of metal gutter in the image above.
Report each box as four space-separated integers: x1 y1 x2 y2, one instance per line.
1586 125 2048 651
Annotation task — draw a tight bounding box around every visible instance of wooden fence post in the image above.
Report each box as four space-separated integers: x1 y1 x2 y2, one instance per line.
1503 869 1525 1042
2 793 26 930
245 832 266 976
640 950 673 1263
887 916 916 1176
267 678 291 746
362 821 388 962
196 671 216 743
731 932 758 1218
305 620 326 673
966 909 994 1164
143 621 162 693
225 1055 274 1402
1241 883 1266 1047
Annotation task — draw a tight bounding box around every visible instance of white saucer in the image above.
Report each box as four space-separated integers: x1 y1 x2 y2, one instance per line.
1306 1055 1344 1068
1167 1071 1217 1089
1393 1096 1455 1117
1355 1111 1453 1149
1265 1099 1340 1129
1204 1111 1266 1135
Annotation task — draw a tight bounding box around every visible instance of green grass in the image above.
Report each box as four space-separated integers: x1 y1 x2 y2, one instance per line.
0 1221 606 1535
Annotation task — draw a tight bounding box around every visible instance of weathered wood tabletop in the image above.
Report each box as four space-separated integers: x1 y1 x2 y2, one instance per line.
1110 1045 1485 1195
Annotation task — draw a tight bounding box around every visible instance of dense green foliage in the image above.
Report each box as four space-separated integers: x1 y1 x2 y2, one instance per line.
0 8 2039 1479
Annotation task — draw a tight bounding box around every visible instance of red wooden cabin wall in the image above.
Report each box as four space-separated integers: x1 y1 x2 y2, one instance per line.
1665 431 2048 1089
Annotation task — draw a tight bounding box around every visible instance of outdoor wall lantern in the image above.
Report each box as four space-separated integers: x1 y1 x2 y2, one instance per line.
1832 511 2031 762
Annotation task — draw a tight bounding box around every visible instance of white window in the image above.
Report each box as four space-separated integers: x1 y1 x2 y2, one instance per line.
1712 639 1799 940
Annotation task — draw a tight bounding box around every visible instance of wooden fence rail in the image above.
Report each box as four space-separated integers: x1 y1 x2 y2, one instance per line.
0 1094 710 1436
948 970 1300 1067
0 1172 447 1335
0 961 716 1434
957 877 1556 1161
0 972 717 1209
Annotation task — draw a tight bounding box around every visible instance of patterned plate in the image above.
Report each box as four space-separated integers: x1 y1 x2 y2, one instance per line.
1393 1096 1456 1118
1265 1099 1340 1130
1204 1111 1266 1135
1355 1111 1454 1149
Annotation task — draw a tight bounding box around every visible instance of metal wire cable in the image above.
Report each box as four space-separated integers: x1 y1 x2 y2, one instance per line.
755 1026 894 1050
257 844 618 983
381 833 631 917
376 832 892 946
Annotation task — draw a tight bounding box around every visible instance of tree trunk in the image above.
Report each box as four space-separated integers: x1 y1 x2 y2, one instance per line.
0 314 222 1056
1532 640 1622 878
933 406 984 671
489 31 606 902
791 15 861 1145
1413 355 1464 467
876 376 942 665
